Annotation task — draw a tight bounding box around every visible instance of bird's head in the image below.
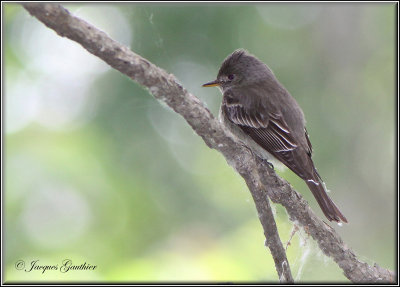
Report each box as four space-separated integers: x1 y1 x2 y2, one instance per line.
203 49 272 91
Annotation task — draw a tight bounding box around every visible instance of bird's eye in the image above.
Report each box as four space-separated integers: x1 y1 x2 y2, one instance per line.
228 74 235 81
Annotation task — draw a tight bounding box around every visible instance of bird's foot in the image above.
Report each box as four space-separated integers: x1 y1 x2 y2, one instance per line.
262 158 274 170
240 142 254 156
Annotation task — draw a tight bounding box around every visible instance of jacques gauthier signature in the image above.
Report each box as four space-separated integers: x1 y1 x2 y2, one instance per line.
15 259 97 274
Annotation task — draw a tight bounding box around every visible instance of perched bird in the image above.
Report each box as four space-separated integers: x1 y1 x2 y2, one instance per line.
203 49 347 223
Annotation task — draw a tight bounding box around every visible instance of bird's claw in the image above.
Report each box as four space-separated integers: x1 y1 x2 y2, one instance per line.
263 159 274 170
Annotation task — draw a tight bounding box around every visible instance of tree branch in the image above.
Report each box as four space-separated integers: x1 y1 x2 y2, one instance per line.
22 3 395 283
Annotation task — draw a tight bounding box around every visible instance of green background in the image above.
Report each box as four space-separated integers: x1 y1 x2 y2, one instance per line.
4 3 396 283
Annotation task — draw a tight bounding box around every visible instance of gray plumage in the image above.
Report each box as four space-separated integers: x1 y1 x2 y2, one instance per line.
203 49 347 223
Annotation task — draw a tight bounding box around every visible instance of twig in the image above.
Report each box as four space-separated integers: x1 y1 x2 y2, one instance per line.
22 3 395 283
285 224 299 251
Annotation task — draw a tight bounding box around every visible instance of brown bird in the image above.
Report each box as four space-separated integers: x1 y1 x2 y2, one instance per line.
203 49 347 223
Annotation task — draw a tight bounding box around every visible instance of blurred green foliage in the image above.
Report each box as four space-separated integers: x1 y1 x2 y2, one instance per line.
4 3 395 282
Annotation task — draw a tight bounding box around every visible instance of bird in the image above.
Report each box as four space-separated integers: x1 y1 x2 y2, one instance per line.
202 49 347 223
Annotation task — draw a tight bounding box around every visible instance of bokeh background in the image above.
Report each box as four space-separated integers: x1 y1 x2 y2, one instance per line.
4 3 396 283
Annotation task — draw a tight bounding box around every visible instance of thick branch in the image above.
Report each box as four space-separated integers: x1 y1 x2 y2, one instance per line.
22 3 395 283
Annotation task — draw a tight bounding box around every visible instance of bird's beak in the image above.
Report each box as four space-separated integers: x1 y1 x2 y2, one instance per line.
202 79 221 87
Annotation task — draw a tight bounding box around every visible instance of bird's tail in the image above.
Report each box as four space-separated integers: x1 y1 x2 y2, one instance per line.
306 176 347 223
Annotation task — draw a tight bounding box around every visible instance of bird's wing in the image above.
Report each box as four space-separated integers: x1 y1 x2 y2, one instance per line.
304 127 313 156
223 93 298 152
222 90 311 179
